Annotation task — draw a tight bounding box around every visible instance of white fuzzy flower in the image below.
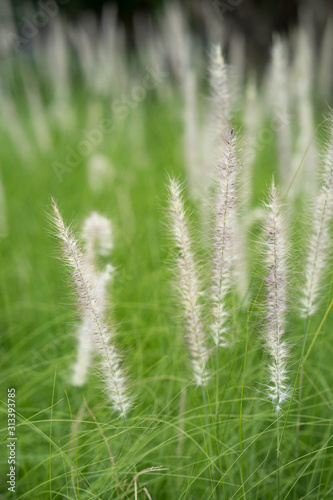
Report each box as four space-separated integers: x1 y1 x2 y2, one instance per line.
72 212 113 387
211 129 238 347
290 25 318 197
87 154 115 192
269 36 292 187
72 316 95 387
168 179 209 386
301 132 333 317
52 200 131 416
72 262 113 387
210 44 230 142
82 211 113 260
183 68 201 196
262 181 290 411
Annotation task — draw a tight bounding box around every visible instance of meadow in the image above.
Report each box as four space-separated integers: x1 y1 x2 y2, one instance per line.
1 5 333 499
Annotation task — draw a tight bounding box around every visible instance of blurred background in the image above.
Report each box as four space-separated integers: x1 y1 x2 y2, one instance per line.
2 0 333 78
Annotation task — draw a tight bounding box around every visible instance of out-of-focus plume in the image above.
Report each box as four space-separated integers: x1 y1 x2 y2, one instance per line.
291 22 318 197
87 154 115 192
72 212 114 387
319 16 333 100
242 75 262 208
183 68 201 196
301 121 333 317
209 44 230 143
268 36 292 188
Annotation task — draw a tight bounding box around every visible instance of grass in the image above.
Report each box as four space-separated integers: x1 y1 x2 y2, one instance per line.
0 80 333 499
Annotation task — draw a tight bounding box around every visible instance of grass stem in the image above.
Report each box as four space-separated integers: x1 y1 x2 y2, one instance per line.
201 385 216 500
277 409 280 500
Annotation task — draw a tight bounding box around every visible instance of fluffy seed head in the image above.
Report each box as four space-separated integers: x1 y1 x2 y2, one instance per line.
82 211 113 261
262 181 290 411
301 129 333 317
87 154 115 192
209 44 230 141
167 179 209 386
269 36 292 187
71 212 114 387
51 199 131 416
72 317 94 386
211 129 238 347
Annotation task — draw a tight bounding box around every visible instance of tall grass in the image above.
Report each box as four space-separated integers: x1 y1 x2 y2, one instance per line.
1 6 333 499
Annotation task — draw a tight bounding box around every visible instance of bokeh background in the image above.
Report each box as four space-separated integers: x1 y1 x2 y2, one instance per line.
3 0 333 78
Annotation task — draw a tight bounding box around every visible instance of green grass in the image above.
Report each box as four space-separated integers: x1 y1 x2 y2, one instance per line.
1 81 333 499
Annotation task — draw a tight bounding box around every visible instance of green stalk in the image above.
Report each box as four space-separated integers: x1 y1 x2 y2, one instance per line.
215 347 219 426
201 385 216 500
295 315 310 455
298 315 310 409
122 415 138 478
214 347 224 498
277 409 280 500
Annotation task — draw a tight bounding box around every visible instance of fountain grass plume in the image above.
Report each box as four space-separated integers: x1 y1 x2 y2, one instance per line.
270 36 292 188
211 128 238 347
72 314 95 387
210 44 230 141
72 212 114 387
51 199 131 417
301 121 333 317
167 178 210 386
82 211 113 261
262 181 290 412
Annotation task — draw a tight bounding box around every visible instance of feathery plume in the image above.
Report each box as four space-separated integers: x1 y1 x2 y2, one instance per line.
232 217 250 306
243 76 262 203
51 200 131 416
167 179 209 386
82 211 113 262
262 181 289 411
87 154 115 192
182 65 214 200
160 2 190 86
72 212 114 387
269 36 292 187
300 128 333 317
209 44 230 142
71 315 95 387
211 129 238 347
319 16 333 100
183 68 201 196
229 32 245 96
291 24 318 197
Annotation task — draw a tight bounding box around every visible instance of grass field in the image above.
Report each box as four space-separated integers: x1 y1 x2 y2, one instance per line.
1 69 333 500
